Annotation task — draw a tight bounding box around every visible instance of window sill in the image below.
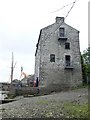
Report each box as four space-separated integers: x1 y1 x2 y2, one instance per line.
58 37 67 41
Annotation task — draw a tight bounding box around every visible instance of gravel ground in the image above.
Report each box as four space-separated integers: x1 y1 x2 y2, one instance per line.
0 87 88 118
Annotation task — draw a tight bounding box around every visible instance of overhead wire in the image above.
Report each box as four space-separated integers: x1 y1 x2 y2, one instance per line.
54 0 77 33
65 0 77 19
43 0 77 40
51 2 75 14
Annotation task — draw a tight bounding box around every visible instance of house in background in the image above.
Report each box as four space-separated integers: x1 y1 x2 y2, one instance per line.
12 79 21 88
35 17 82 92
21 75 34 87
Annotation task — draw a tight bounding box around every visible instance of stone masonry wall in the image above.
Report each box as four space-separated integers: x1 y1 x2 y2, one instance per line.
35 17 82 92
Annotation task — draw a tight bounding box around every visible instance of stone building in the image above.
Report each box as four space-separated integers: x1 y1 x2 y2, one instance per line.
35 17 82 92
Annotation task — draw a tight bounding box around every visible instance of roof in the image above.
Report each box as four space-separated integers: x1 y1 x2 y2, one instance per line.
35 29 42 56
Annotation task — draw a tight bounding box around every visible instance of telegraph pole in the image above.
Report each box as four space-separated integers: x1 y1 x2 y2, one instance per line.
10 52 17 84
11 52 14 84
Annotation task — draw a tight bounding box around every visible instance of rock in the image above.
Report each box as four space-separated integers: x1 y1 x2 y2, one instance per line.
78 95 81 97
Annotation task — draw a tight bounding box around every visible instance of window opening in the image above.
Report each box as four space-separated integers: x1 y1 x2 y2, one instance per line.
65 42 70 49
59 28 65 37
65 55 70 66
50 54 55 62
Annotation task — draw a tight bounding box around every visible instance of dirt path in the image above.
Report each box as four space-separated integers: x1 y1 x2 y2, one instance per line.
0 87 88 118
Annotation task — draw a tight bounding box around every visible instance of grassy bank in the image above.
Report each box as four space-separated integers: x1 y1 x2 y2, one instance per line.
34 99 88 118
63 102 88 118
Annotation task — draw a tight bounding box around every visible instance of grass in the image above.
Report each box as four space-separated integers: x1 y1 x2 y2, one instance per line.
63 102 88 118
35 98 89 118
36 100 89 118
36 99 50 105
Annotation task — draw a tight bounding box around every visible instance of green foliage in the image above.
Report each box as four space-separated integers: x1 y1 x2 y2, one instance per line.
83 47 90 64
82 47 90 84
81 55 87 83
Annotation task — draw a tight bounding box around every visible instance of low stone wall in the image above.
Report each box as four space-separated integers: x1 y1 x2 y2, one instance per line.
7 84 82 98
8 87 39 97
15 87 39 96
39 85 70 95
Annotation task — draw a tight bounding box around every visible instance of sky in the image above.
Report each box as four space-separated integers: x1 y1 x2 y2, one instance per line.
0 0 89 83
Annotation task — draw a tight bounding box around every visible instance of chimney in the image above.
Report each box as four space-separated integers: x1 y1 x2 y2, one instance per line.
56 17 64 24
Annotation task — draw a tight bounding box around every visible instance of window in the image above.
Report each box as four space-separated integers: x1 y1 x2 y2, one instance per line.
50 54 55 62
59 28 65 37
65 55 70 66
65 42 70 49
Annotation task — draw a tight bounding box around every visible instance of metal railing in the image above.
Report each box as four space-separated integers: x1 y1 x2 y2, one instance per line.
65 61 73 69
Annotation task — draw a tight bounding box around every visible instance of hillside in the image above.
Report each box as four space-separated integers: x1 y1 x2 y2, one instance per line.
1 86 88 119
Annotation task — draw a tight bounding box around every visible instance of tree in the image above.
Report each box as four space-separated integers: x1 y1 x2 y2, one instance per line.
83 47 90 64
81 55 87 84
82 47 90 84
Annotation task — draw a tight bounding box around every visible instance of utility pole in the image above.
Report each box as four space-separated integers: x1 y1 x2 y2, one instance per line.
10 52 17 84
11 52 14 84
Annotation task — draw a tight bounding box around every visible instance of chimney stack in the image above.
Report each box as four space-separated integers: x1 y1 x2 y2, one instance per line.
56 17 64 24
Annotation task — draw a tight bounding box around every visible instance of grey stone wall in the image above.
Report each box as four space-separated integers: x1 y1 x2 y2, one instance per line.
35 17 82 92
